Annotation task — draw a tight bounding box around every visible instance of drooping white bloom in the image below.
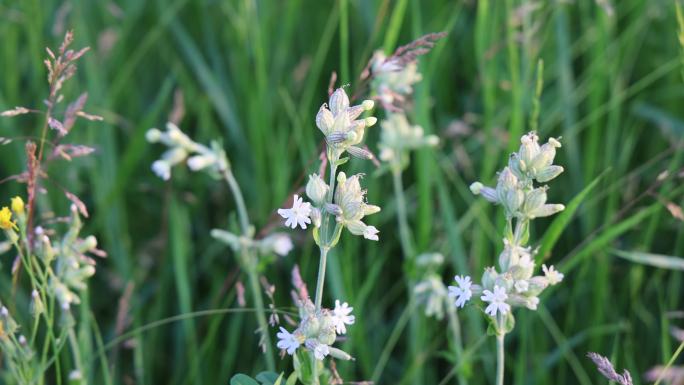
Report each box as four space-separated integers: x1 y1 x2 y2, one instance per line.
305 339 330 360
151 160 171 180
276 327 300 355
481 285 510 316
332 300 355 334
278 194 312 229
448 275 473 308
363 225 380 241
272 234 294 256
542 264 564 285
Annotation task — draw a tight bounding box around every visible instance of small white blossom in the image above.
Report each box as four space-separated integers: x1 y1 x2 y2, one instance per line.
542 264 564 285
272 234 293 256
363 225 379 241
278 194 312 229
332 300 355 334
305 339 330 360
448 275 473 308
151 160 171 180
481 285 510 316
276 327 300 355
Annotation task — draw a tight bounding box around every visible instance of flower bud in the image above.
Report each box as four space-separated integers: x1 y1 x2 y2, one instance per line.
11 197 24 216
145 128 162 143
481 267 498 290
362 100 375 110
365 117 378 127
329 88 350 115
316 106 335 136
31 290 44 317
187 154 217 171
536 165 564 183
529 204 565 218
363 204 381 216
311 208 322 228
530 138 561 172
329 347 354 361
306 174 329 205
519 132 540 166
523 187 548 215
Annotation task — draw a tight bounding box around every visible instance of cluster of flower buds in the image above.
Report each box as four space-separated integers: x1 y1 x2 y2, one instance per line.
279 87 380 243
146 122 229 180
43 204 101 311
279 172 381 242
448 132 566 326
470 132 565 219
0 304 33 378
276 298 355 361
211 229 293 258
413 253 450 320
378 113 439 164
370 51 422 110
315 88 377 160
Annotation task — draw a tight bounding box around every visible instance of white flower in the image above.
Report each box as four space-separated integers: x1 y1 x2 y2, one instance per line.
272 234 293 256
481 285 510 316
305 339 330 360
276 327 300 355
151 160 171 180
363 225 379 241
514 280 529 293
542 264 564 285
278 194 312 229
332 300 355 334
448 275 473 308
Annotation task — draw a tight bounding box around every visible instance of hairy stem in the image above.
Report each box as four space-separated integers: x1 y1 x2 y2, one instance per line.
222 167 275 371
496 333 505 385
245 254 275 371
314 246 329 311
222 168 251 236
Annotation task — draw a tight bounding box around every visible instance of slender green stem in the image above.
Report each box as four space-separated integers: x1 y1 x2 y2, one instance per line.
221 166 275 371
496 332 505 385
67 326 84 383
314 247 329 311
222 168 251 236
245 253 275 371
391 165 414 259
447 306 468 385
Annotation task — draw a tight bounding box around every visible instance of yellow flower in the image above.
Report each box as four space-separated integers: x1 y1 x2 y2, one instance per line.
0 207 17 231
11 196 24 215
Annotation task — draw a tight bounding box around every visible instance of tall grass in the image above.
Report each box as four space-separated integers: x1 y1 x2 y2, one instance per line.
0 0 683 384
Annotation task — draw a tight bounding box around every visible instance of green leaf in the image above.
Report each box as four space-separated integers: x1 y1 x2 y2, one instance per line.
294 350 313 385
230 374 260 385
286 372 298 385
256 372 281 385
537 171 607 262
611 249 684 271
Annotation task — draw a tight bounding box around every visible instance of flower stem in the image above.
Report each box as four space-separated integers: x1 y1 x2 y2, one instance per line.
222 167 251 236
496 332 505 385
447 306 468 385
391 166 414 259
314 246 329 311
222 167 275 371
245 254 275 371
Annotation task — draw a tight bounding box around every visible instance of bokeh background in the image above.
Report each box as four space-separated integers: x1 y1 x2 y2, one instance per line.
1 0 683 384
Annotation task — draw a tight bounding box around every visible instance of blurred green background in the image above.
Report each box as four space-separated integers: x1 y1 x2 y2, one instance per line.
1 0 683 384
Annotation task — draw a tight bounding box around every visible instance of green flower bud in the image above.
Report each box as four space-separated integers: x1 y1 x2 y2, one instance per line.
306 174 329 205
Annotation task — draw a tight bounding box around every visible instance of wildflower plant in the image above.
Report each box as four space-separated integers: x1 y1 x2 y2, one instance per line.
449 131 566 385
275 87 378 384
146 121 293 371
0 31 104 384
